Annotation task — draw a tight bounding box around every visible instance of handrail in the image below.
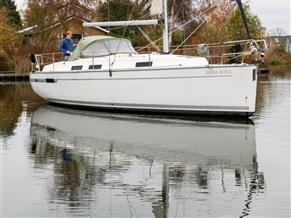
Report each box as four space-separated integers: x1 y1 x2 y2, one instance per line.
31 39 267 72
32 52 62 72
137 39 267 64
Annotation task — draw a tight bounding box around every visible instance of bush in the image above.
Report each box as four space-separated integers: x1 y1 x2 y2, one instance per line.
0 49 14 71
265 50 291 66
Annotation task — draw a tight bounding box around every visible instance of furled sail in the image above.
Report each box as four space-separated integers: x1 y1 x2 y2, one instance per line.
150 0 163 15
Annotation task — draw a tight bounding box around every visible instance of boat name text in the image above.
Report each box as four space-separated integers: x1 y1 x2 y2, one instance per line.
206 70 232 75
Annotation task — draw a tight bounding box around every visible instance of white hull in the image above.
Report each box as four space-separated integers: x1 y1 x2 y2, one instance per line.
30 59 257 116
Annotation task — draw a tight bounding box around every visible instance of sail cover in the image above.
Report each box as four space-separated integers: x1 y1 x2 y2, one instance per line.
150 0 163 15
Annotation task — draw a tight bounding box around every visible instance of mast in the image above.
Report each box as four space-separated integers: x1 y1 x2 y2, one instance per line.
162 0 169 53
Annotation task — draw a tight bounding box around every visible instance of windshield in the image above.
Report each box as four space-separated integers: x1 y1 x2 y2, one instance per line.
82 39 137 57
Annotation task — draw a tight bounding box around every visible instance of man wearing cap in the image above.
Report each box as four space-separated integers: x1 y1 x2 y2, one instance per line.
60 31 74 59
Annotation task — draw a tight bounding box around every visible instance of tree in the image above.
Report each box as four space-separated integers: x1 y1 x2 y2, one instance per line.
0 10 18 49
23 0 100 32
222 4 265 40
190 0 236 44
194 2 265 45
0 9 19 70
268 28 288 37
0 0 21 28
167 0 199 45
167 0 236 46
168 0 194 24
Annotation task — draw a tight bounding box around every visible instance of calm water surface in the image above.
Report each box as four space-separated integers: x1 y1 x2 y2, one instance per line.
0 72 290 218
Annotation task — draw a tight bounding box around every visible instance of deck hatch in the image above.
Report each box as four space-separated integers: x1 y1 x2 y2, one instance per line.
71 65 83 71
88 65 102 70
135 61 153 67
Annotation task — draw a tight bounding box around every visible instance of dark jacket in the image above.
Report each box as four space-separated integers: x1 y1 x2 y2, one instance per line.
60 38 73 54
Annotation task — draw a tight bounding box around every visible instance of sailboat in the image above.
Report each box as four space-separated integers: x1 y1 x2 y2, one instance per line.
30 0 266 116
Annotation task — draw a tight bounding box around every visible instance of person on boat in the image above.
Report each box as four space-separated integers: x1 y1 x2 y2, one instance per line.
60 31 74 59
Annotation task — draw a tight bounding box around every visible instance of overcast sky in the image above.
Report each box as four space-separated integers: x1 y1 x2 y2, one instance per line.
15 0 290 35
248 0 290 35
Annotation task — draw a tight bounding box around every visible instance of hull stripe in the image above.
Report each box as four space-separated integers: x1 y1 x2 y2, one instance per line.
31 75 232 82
47 98 250 111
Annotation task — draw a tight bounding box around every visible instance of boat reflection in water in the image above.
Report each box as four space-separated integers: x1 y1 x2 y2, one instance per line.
30 106 265 217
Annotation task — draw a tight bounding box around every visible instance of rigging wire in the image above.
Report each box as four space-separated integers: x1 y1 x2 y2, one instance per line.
182 0 186 42
110 1 136 68
137 16 196 52
107 0 111 32
137 5 217 52
171 11 214 53
137 5 216 52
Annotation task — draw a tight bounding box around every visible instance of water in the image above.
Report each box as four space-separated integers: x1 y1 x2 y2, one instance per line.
0 73 290 218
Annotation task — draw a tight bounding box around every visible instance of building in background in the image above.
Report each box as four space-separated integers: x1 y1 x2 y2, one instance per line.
266 35 291 53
